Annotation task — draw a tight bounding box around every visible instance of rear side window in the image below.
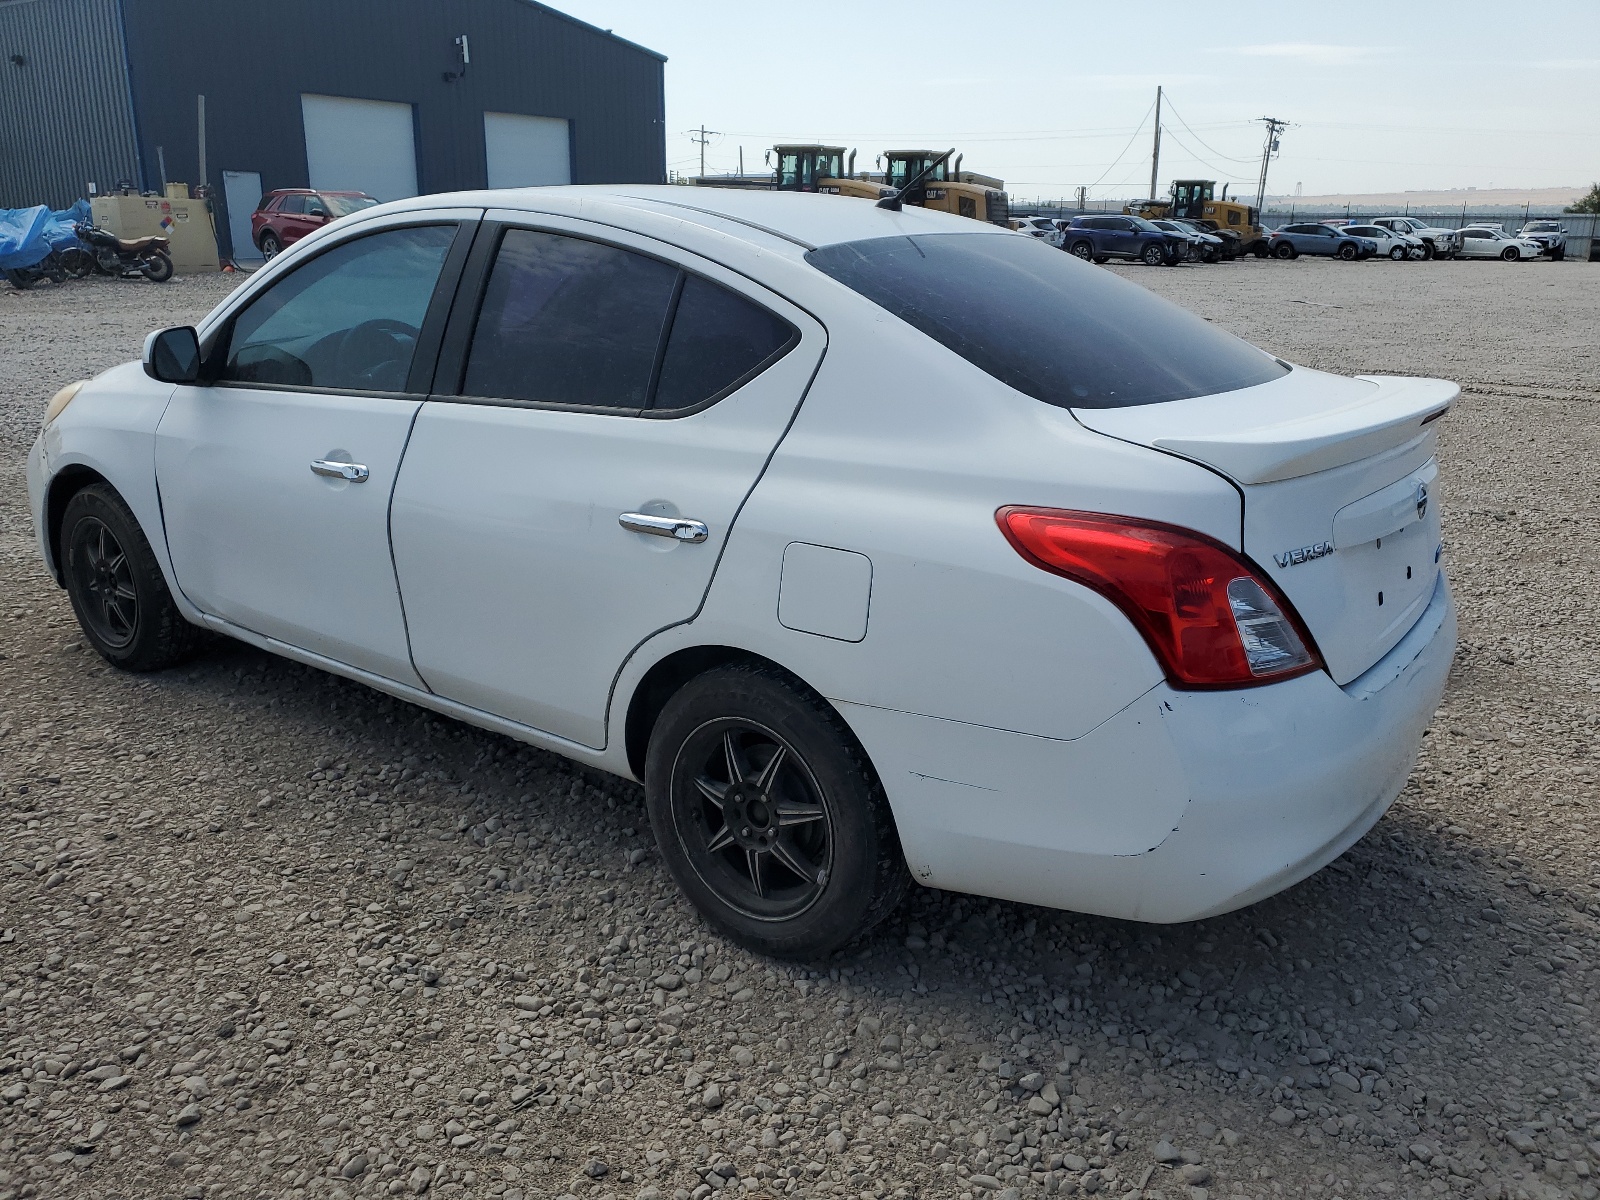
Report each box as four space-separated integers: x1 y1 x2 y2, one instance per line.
463 230 679 409
279 194 307 214
806 233 1287 410
653 276 796 412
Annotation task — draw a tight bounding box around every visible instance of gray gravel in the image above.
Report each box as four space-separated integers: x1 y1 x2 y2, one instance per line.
2 258 1599 1200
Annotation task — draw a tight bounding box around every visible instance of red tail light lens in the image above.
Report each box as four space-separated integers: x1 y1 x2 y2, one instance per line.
997 507 1321 688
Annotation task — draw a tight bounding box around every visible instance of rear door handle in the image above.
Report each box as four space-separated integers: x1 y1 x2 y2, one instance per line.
620 512 709 543
311 459 369 483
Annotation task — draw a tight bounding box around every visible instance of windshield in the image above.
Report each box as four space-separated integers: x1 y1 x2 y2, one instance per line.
1525 222 1558 232
322 195 378 217
888 157 948 187
806 233 1287 410
1128 215 1165 233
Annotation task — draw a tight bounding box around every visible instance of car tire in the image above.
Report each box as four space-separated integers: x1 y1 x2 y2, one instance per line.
1069 240 1094 261
140 252 174 282
1141 242 1166 266
1500 247 1519 262
1337 243 1358 260
1551 248 1564 262
644 663 909 959
259 230 281 259
1421 243 1435 260
1273 242 1296 260
1092 255 1109 264
1389 246 1406 260
60 484 205 672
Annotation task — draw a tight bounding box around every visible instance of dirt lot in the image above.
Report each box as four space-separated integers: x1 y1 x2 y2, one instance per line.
1 256 1597 1200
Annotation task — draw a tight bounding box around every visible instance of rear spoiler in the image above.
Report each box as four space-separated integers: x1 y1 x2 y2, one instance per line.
1074 371 1457 485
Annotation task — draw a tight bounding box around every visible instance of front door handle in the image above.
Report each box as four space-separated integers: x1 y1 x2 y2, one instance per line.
620 512 709 543
311 459 370 483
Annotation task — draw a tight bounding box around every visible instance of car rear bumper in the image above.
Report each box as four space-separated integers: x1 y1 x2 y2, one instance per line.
843 571 1455 924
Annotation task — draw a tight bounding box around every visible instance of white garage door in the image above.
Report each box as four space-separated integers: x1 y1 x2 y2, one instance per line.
301 94 418 202
484 112 571 189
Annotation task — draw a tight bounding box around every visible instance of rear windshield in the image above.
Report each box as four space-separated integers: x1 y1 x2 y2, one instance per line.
806 233 1287 409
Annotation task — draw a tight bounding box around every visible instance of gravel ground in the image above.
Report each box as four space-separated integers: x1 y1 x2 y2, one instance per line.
1 257 1598 1200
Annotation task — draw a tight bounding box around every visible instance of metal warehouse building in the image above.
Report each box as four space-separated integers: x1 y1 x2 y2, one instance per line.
0 0 666 258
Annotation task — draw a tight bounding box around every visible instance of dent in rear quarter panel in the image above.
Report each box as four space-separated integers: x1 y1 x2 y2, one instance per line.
34 363 195 617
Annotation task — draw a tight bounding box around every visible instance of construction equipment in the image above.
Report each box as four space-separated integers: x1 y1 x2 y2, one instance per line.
882 150 1009 225
771 145 891 201
1128 180 1269 258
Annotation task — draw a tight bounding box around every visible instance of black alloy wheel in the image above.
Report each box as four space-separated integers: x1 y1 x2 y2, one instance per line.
1069 240 1094 260
1273 242 1296 259
69 516 138 650
1500 246 1519 262
1337 242 1358 260
674 719 832 920
645 664 908 958
60 484 203 671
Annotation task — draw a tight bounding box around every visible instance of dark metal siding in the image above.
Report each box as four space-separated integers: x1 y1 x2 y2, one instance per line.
119 0 666 257
0 0 139 207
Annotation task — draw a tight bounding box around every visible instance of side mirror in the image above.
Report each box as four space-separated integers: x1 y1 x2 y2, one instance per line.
309 207 329 220
143 326 201 383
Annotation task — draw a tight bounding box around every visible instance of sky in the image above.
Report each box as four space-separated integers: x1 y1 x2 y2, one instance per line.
552 0 1600 203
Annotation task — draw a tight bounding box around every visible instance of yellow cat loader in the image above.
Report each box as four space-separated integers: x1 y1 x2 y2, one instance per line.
771 145 893 201
883 150 1010 225
1130 179 1269 258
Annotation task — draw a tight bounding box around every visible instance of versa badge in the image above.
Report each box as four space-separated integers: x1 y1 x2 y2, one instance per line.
1274 541 1335 569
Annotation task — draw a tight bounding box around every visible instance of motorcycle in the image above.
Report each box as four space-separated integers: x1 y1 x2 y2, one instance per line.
75 222 174 282
2 248 69 290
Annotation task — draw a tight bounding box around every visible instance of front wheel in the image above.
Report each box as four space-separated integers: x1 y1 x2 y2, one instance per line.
1551 248 1564 261
141 252 174 282
1337 243 1358 260
60 247 95 278
1273 242 1296 260
1140 242 1166 266
1069 240 1094 261
645 665 908 959
1389 246 1407 260
1501 247 1519 262
61 484 204 671
4 267 36 289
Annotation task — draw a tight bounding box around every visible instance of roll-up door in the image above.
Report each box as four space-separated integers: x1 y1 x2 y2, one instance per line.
484 112 571 188
301 95 418 202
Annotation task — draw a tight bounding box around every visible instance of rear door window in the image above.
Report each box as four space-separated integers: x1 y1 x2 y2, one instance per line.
461 229 679 410
806 232 1287 410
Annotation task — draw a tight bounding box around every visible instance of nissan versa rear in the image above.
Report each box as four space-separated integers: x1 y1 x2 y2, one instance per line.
27 188 1455 958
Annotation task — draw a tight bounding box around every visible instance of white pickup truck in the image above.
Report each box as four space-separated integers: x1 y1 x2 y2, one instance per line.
1368 217 1463 260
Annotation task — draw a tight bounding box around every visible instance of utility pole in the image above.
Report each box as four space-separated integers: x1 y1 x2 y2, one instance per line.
689 125 720 179
1254 116 1288 213
1149 86 1163 202
1076 185 1087 211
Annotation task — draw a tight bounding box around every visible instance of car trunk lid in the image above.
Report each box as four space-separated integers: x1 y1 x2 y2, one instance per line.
1074 367 1457 685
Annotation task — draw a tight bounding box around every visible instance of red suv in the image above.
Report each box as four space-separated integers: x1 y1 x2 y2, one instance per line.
249 189 379 258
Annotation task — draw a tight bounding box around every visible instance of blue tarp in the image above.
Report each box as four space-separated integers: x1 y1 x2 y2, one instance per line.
0 200 90 269
0 205 53 270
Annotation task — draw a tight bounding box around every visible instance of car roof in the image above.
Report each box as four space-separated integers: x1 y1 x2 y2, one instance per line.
364 184 1009 254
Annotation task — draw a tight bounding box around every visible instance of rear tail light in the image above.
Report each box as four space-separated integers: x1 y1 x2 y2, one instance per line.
997 507 1321 688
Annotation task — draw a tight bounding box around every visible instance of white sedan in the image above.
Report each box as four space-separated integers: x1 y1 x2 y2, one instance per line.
1456 226 1544 261
1342 224 1426 260
1009 215 1066 248
28 187 1456 957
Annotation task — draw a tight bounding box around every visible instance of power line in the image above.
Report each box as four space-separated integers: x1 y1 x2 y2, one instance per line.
1086 96 1158 196
1159 94 1261 165
685 126 722 178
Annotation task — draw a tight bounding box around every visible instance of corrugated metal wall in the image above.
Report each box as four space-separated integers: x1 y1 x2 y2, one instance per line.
119 0 666 257
0 0 140 207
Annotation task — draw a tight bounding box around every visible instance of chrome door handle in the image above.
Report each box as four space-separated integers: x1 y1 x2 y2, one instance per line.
310 459 370 483
619 512 709 543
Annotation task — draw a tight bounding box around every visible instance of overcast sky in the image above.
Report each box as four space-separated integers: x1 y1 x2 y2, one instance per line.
553 0 1600 202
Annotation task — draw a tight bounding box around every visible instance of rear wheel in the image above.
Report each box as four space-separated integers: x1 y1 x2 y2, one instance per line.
60 484 204 671
1273 242 1296 260
1140 242 1166 266
1069 240 1094 261
645 664 908 959
1500 246 1519 262
140 252 173 282
258 230 281 259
